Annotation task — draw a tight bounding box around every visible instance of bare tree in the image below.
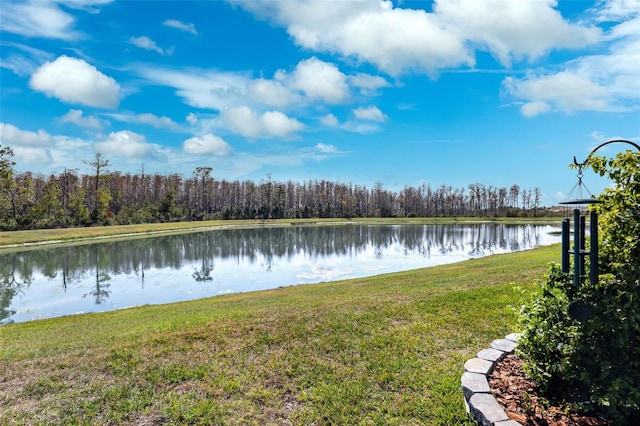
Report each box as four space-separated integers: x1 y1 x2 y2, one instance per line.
193 166 213 216
84 153 110 220
509 184 520 210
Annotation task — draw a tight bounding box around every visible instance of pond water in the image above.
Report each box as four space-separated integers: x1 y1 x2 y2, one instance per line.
0 223 561 324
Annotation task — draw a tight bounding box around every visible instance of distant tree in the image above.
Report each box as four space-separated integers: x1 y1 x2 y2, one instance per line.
509 184 520 214
58 168 78 213
259 174 273 219
159 190 180 221
84 153 110 222
93 187 113 224
498 187 508 216
30 180 66 227
0 145 16 228
533 187 542 216
12 173 35 227
67 186 91 226
509 184 519 207
139 163 146 204
193 166 213 216
0 145 15 181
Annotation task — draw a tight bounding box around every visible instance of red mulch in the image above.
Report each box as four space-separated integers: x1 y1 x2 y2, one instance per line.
488 354 612 426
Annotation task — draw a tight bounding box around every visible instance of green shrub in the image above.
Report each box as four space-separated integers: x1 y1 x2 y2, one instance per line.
517 150 640 423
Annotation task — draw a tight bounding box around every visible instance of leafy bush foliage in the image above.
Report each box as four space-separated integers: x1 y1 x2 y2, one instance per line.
517 150 640 423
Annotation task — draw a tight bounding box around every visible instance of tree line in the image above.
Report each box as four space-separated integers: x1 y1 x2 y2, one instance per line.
0 148 546 231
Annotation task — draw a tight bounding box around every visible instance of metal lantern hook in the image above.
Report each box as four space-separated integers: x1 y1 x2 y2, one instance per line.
573 139 640 169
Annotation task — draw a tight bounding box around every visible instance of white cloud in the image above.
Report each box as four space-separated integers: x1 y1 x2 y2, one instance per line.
320 113 339 127
139 66 299 112
297 143 346 162
129 36 173 56
501 6 639 116
0 122 51 146
434 0 600 66
60 109 107 130
0 42 53 77
248 57 353 107
520 101 551 118
222 106 261 138
183 134 232 156
0 1 78 40
595 0 640 21
341 122 381 134
504 72 611 116
135 113 179 129
520 101 551 117
348 73 392 95
1 54 39 78
164 19 198 35
232 0 472 76
575 16 640 103
0 122 52 164
232 0 602 75
249 78 301 108
95 130 157 158
353 106 387 122
605 14 640 41
29 55 121 108
320 109 386 133
59 0 114 10
589 131 609 142
315 143 337 154
0 0 112 40
12 146 51 164
136 56 385 124
108 112 180 130
290 57 350 103
226 141 345 177
261 110 306 138
222 106 305 139
186 113 198 125
138 67 248 110
0 123 106 168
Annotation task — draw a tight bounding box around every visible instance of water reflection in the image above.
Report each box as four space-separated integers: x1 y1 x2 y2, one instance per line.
0 223 560 324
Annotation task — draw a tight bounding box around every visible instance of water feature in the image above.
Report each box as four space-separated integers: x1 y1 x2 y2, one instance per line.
0 223 560 324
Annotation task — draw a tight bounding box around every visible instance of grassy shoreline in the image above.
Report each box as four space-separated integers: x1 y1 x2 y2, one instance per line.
0 238 558 424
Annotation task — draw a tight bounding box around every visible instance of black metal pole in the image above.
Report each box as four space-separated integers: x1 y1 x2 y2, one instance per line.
573 209 580 287
579 214 586 280
562 218 570 273
590 210 599 285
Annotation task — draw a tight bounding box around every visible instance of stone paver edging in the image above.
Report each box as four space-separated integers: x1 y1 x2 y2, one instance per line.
462 333 522 426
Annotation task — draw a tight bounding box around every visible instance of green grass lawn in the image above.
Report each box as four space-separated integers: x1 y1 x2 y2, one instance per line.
0 242 557 425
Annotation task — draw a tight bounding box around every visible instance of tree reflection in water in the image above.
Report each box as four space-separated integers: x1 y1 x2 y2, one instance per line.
0 223 560 324
84 246 111 304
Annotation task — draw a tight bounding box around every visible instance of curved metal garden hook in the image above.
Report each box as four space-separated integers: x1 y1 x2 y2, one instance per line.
573 139 640 168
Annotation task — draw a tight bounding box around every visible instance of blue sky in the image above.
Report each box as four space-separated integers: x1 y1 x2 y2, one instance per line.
1 0 638 205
